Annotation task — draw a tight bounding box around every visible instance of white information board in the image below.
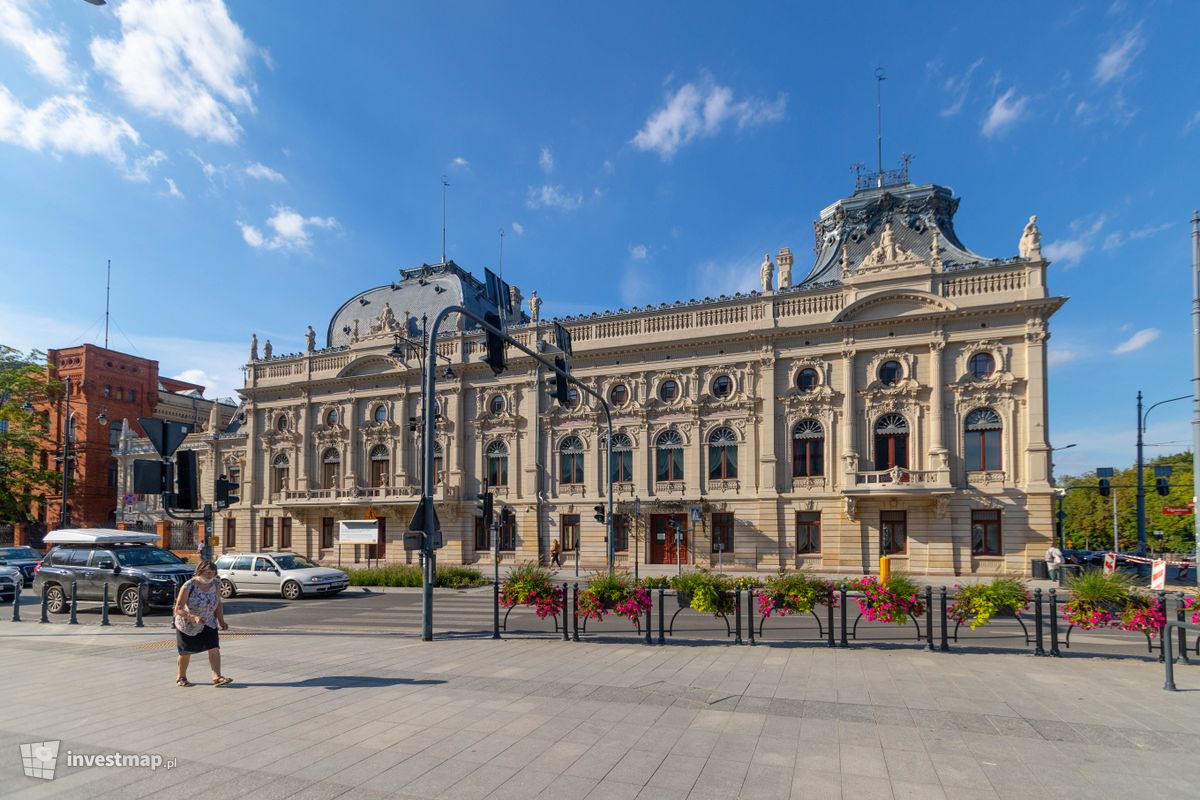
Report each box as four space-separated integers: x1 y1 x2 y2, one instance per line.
337 520 378 544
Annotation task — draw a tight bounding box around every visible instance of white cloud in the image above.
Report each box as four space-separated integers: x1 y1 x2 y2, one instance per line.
1102 221 1172 251
449 156 469 170
1095 24 1145 85
162 176 184 199
1185 110 1200 134
90 0 258 144
1047 349 1078 367
239 205 338 252
1044 215 1106 267
1113 327 1160 354
631 73 786 160
939 58 984 117
0 85 159 179
244 161 284 182
629 244 648 261
618 265 656 307
981 88 1029 138
603 159 614 174
525 184 582 211
0 1 78 88
693 258 759 299
538 146 554 174
511 221 525 236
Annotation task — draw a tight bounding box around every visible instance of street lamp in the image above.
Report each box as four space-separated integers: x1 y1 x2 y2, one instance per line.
1050 443 1077 549
1136 390 1190 555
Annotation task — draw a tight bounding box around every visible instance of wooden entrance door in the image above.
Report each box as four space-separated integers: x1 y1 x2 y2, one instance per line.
649 513 688 564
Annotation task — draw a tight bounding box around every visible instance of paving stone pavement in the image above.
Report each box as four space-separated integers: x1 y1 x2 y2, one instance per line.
2 624 1199 799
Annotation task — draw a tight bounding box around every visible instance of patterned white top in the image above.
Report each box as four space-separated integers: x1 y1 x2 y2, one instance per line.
175 578 219 636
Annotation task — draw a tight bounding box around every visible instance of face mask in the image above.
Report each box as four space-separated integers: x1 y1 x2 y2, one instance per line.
195 575 214 585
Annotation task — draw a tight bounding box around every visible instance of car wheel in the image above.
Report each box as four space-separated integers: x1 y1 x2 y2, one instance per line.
118 586 141 617
46 584 66 614
281 580 302 600
219 579 236 599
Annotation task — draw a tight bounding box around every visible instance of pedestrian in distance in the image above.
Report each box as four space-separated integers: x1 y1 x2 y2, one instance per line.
173 560 232 687
550 539 562 568
1045 544 1064 583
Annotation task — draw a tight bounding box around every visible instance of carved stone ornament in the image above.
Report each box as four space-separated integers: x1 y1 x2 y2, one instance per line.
1025 317 1048 345
862 349 917 392
934 496 950 518
859 221 920 269
1018 214 1042 260
843 496 858 521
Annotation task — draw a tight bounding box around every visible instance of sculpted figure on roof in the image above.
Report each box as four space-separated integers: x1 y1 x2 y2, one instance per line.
760 253 774 292
1019 214 1042 260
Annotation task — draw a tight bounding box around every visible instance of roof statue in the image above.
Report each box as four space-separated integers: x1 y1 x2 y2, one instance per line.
760 253 774 293
249 333 258 362
370 302 398 335
263 339 273 359
305 325 316 353
1019 215 1042 260
529 290 541 323
861 221 919 267
508 285 523 320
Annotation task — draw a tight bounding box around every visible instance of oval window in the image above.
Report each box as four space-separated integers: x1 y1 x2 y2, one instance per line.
712 375 733 398
969 352 995 380
489 395 505 415
796 368 819 393
879 361 902 386
660 379 679 402
609 384 628 406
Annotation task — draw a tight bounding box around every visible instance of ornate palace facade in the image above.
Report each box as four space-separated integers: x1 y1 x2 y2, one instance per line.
117 170 1064 576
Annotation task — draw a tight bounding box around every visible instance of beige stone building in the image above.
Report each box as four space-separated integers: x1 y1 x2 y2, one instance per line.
117 170 1064 576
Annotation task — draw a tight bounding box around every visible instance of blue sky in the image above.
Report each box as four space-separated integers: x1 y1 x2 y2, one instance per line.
0 0 1197 477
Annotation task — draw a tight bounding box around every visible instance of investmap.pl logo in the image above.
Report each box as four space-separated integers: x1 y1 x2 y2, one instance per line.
20 741 175 780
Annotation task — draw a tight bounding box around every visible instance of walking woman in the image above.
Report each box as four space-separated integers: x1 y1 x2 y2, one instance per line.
550 538 562 568
173 560 232 687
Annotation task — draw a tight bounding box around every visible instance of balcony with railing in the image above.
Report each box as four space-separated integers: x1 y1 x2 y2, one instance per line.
846 466 951 494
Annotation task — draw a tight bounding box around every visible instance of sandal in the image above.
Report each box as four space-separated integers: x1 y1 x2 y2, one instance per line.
212 676 233 687
176 677 193 687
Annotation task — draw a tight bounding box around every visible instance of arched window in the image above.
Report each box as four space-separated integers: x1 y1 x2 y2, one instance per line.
276 414 288 432
965 408 1002 471
604 433 634 483
655 429 684 482
373 405 388 423
792 419 824 478
325 408 338 426
369 444 389 487
320 448 340 489
969 352 995 380
486 440 509 487
272 453 290 492
796 368 819 393
708 427 738 480
559 435 585 485
878 361 903 386
873 414 909 470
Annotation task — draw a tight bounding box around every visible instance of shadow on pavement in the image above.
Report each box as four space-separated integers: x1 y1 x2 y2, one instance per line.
232 675 446 690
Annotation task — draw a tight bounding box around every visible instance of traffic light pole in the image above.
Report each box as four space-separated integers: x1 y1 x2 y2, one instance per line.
421 305 616 641
1136 391 1191 556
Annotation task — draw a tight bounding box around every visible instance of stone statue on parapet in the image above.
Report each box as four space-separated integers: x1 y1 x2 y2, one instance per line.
760 253 774 292
509 285 523 318
529 291 541 323
1019 214 1042 260
249 333 258 361
305 325 316 352
263 339 273 359
371 302 398 334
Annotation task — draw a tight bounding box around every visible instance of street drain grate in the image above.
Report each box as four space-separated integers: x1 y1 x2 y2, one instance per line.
132 633 254 651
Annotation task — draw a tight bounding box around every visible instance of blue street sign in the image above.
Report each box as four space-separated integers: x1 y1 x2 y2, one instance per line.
691 507 700 522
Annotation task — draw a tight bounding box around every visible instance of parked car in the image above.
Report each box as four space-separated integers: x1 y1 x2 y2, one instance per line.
214 552 349 600
31 529 194 616
0 565 20 603
0 545 41 586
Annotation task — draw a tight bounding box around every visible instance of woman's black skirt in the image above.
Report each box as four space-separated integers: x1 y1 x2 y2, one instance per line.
176 624 220 655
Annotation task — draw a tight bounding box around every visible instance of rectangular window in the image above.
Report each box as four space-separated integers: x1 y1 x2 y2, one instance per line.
560 452 584 485
106 460 118 488
560 514 580 551
129 389 136 403
261 518 274 549
880 511 906 555
320 517 334 550
610 450 633 483
796 512 821 554
971 510 1002 555
225 518 236 549
474 516 489 551
711 512 735 553
488 456 508 487
499 514 516 551
612 514 629 552
965 430 1002 471
109 422 122 447
280 517 292 549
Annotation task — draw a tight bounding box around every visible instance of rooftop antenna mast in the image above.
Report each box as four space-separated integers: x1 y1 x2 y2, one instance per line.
441 175 449 265
104 258 111 349
875 67 886 187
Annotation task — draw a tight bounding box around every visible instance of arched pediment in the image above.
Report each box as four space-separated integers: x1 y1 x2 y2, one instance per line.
833 290 957 323
336 355 396 378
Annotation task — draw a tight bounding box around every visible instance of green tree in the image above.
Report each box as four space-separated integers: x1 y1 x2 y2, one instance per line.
0 346 62 523
1059 453 1195 555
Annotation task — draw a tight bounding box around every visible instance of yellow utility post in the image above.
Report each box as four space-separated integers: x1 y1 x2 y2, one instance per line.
879 555 891 582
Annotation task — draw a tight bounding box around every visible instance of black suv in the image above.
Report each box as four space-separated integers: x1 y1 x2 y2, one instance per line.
0 546 42 587
33 533 194 616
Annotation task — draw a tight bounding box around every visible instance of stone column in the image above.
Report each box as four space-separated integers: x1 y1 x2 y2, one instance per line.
345 399 358 488
298 396 312 489
928 336 948 479
840 345 857 485
1024 318 1052 488
758 355 778 496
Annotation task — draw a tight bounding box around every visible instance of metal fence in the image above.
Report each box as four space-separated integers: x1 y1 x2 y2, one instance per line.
167 521 196 551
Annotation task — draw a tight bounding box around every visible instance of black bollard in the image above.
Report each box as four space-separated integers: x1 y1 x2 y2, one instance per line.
571 583 580 642
1176 592 1189 664
134 583 144 628
645 591 652 645
11 582 20 622
1164 616 1177 691
939 587 949 652
657 588 665 645
1157 591 1167 663
68 580 78 625
839 587 848 647
492 580 501 640
826 587 834 648
559 585 568 642
926 586 935 652
748 589 756 646
734 590 743 645
1048 588 1061 657
1034 588 1045 656
100 582 110 627
39 582 49 624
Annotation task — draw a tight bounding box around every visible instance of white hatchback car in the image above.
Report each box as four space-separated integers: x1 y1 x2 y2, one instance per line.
214 552 349 600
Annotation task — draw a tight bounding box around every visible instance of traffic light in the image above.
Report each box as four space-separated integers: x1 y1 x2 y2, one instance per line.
593 504 605 524
175 449 199 510
1098 478 1110 498
477 491 494 527
482 311 507 375
552 357 570 404
1156 477 1170 496
499 507 515 527
215 474 240 508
